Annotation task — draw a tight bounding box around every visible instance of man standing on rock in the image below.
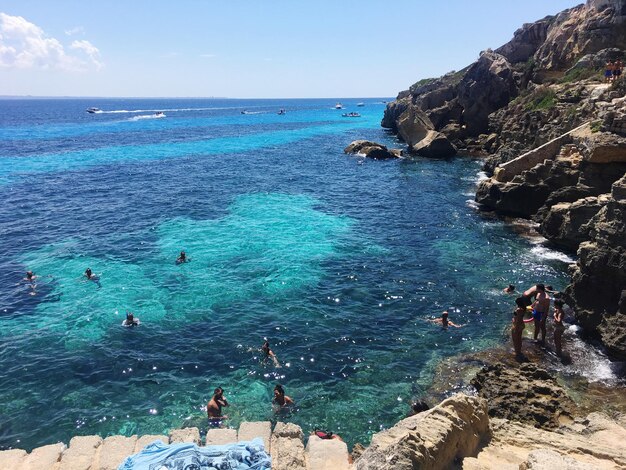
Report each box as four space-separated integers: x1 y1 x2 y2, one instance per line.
531 284 551 345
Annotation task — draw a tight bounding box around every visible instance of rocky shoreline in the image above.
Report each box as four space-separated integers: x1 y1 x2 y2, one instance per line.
380 0 626 359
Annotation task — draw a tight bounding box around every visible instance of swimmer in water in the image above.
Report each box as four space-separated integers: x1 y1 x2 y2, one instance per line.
261 340 281 367
123 312 139 327
25 271 37 295
503 284 515 294
273 384 295 408
176 251 188 264
429 311 463 328
207 387 229 427
84 267 101 287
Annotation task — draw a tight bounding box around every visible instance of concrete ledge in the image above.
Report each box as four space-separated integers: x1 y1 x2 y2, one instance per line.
169 427 201 445
205 428 238 446
0 449 27 469
238 421 272 452
59 435 102 470
20 443 65 470
306 436 351 470
134 434 169 452
95 435 137 470
271 423 306 470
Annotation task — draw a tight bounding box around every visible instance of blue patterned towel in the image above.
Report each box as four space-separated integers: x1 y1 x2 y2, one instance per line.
118 437 271 470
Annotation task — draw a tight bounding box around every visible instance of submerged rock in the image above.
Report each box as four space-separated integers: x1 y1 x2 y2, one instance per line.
343 140 402 159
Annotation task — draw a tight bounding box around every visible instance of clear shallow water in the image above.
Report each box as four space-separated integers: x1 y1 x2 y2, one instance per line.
0 98 574 450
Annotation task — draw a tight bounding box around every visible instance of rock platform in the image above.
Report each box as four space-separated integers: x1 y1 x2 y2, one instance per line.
0 420 351 470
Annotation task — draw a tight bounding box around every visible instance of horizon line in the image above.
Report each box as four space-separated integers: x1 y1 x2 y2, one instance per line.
0 95 395 100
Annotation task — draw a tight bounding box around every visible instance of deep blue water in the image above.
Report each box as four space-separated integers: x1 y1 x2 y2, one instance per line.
0 98 571 450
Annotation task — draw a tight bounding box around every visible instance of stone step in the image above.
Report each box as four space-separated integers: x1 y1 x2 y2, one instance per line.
59 435 102 470
205 428 238 446
305 435 351 470
0 449 27 469
134 434 169 453
19 443 65 470
271 422 306 470
238 421 272 452
169 427 200 445
93 435 137 470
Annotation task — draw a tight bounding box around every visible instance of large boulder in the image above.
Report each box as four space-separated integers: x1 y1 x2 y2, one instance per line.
411 130 457 158
354 394 489 470
396 105 434 147
344 140 402 159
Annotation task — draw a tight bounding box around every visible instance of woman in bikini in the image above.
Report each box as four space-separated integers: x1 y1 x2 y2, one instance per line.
553 299 566 357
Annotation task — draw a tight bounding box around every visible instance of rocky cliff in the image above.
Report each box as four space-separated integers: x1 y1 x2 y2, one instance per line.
355 392 626 470
383 0 626 358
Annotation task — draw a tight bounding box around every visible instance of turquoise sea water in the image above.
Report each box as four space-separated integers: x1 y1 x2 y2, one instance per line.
0 98 571 450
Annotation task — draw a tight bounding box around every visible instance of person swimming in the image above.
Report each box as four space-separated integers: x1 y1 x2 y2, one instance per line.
122 312 140 327
273 384 295 408
25 271 36 282
262 340 281 367
503 284 515 294
176 251 188 264
429 311 463 328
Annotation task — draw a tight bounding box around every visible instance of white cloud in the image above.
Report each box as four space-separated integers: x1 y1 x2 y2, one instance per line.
200 53 216 58
70 39 103 70
65 26 84 36
0 12 102 71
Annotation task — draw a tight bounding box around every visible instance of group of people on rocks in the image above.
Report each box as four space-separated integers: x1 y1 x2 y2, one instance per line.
605 59 623 82
510 283 566 359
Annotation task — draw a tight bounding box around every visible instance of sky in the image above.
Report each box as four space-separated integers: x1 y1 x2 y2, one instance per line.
0 0 582 98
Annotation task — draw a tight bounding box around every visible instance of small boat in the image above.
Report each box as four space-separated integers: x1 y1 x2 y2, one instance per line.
357 102 365 107
277 109 286 115
335 103 343 109
342 112 361 118
86 107 101 113
153 112 165 118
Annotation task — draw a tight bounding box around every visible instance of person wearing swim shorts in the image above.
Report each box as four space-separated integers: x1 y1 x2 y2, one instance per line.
207 386 229 427
512 296 526 358
605 60 614 82
553 299 566 357
531 284 550 344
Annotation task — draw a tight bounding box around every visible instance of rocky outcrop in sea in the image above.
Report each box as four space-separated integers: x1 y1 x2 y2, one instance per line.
381 0 626 358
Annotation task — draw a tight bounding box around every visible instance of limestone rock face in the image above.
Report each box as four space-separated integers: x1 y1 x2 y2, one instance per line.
470 363 575 430
534 1 626 72
59 435 102 470
456 51 518 136
354 394 489 470
566 174 626 359
344 140 402 160
495 17 552 64
306 436 351 470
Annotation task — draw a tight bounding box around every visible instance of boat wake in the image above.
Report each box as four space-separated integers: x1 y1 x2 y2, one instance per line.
128 113 166 121
101 107 235 114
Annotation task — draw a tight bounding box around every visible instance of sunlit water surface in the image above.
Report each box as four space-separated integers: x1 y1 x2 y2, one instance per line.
0 98 601 450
